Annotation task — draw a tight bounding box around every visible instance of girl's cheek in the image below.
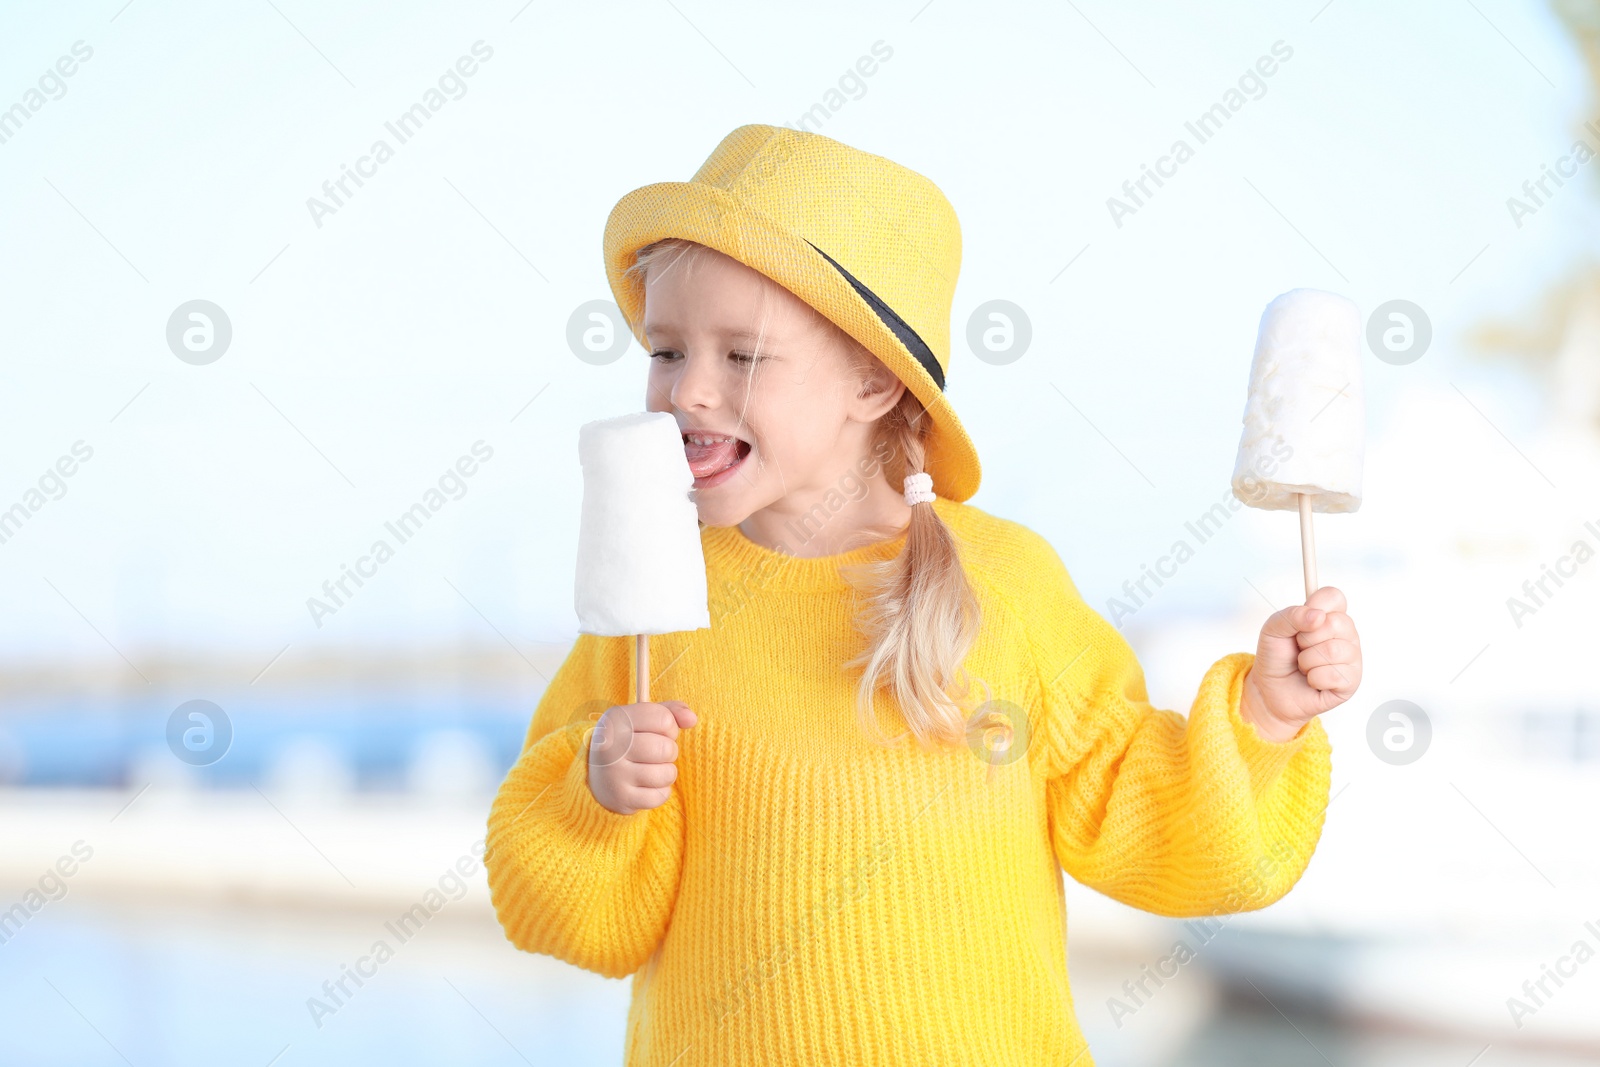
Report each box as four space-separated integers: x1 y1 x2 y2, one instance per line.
645 367 674 403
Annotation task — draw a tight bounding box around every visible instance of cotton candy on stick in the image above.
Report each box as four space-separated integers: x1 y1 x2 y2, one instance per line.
1230 288 1365 601
576 411 711 703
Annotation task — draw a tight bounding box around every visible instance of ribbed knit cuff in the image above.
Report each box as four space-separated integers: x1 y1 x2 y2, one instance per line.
1213 652 1325 798
555 722 649 840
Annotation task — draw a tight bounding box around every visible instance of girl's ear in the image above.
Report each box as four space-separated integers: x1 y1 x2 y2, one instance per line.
853 361 906 421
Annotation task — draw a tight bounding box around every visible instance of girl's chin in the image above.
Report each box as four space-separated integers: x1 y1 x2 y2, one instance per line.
690 495 754 528
692 502 738 521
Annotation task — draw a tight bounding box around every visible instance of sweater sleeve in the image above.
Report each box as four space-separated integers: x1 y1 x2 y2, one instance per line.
484 632 686 978
1028 541 1333 919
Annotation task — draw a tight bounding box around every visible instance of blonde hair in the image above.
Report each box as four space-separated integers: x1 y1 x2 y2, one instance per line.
623 238 987 751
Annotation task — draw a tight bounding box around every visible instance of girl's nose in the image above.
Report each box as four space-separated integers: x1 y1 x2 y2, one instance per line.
670 348 723 413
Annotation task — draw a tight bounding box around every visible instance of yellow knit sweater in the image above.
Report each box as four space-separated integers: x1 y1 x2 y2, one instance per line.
485 496 1332 1065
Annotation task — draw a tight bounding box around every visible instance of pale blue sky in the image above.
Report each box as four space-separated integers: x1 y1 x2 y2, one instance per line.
0 0 1592 665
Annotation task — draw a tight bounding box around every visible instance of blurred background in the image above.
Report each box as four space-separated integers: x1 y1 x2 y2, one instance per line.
2 0 1598 1063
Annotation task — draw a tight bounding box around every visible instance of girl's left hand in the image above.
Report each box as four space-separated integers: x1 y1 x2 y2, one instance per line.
1240 585 1362 743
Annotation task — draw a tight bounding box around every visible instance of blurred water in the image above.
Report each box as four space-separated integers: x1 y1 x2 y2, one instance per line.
2 898 1595 1067
0 898 629 1067
0 685 526 790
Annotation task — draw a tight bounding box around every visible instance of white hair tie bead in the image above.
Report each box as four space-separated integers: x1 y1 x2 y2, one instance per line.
903 471 935 506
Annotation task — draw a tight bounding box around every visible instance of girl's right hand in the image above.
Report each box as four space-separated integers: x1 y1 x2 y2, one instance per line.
586 700 697 815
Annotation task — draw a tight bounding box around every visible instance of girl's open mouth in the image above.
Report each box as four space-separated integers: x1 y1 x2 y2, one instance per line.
683 432 751 488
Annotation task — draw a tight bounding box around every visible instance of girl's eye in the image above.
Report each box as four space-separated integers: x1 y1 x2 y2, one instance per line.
648 350 757 364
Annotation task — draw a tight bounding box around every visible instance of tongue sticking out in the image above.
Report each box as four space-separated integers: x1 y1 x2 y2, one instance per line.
684 436 746 479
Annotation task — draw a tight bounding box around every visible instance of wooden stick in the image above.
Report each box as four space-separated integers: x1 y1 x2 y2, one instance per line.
636 633 649 704
1297 492 1318 602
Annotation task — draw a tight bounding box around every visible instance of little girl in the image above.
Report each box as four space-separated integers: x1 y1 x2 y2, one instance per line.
485 124 1361 1066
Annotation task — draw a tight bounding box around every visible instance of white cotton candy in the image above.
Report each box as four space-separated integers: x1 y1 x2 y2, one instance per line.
1231 288 1365 513
575 410 711 636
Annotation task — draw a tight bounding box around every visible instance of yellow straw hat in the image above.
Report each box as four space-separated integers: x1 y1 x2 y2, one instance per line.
602 123 982 504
